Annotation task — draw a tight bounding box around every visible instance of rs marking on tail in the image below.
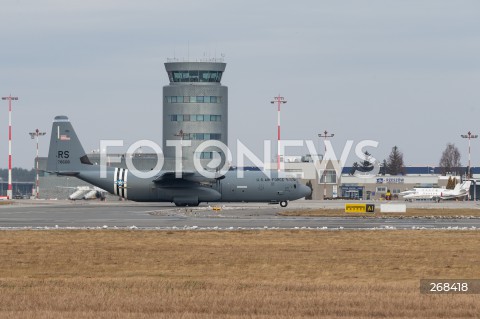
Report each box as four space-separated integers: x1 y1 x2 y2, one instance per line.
47 115 90 174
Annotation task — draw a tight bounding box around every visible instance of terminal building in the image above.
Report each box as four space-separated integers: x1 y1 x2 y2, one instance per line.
0 181 34 199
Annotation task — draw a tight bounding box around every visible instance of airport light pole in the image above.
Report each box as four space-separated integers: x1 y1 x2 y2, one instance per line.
461 131 478 201
29 129 46 199
2 95 18 199
461 131 477 179
318 130 334 200
271 95 287 171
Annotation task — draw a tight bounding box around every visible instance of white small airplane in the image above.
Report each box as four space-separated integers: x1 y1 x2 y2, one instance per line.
400 180 472 202
60 186 108 201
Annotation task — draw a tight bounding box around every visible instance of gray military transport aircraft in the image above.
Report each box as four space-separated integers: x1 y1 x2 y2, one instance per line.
46 116 311 207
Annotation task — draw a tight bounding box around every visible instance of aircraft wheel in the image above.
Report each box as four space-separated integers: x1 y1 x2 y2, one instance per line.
280 201 288 207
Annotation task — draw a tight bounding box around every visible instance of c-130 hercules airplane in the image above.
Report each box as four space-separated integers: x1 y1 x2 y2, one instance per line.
47 116 311 207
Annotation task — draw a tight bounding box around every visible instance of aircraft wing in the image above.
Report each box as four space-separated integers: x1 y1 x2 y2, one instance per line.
402 194 436 200
152 171 225 184
399 190 415 196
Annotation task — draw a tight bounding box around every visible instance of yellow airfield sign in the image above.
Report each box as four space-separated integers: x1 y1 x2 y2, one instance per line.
345 203 375 213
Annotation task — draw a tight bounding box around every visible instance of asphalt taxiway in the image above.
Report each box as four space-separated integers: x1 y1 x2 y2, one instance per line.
1 200 480 230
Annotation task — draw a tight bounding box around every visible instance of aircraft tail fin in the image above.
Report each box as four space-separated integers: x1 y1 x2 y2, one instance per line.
452 181 462 192
460 180 472 192
46 115 93 174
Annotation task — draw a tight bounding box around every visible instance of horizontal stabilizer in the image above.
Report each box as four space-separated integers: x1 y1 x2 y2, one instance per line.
48 171 80 176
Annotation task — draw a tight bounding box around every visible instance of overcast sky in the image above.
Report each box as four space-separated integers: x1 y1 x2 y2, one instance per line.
1 0 480 169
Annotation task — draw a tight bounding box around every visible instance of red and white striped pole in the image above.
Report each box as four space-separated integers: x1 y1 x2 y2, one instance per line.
2 95 18 199
30 129 46 199
271 95 287 171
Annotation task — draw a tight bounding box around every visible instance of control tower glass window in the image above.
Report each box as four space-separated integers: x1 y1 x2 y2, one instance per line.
169 71 223 83
165 96 222 104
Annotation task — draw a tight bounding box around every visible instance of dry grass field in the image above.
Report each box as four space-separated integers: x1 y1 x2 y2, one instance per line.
0 230 479 318
280 207 480 218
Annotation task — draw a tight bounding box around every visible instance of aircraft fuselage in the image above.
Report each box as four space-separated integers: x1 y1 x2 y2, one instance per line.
71 166 309 206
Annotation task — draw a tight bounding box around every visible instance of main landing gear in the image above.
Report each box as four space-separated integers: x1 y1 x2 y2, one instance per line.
280 201 288 207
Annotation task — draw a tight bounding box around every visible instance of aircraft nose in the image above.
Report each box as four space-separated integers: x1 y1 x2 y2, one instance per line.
299 184 312 198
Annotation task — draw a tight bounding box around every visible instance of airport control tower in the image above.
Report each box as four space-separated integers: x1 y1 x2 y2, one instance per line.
163 59 228 170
